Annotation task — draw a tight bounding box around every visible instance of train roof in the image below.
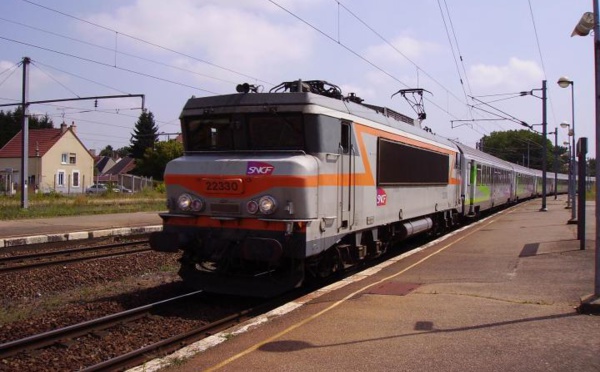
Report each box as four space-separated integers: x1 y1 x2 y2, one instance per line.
451 140 514 170
510 162 537 176
451 140 550 176
181 80 458 152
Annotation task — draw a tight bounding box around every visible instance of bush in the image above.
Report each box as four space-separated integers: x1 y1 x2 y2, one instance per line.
154 182 166 193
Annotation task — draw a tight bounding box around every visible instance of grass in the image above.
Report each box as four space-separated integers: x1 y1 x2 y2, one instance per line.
0 187 166 220
586 187 596 201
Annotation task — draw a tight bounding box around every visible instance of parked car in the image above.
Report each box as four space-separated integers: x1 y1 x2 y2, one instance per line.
114 185 133 193
86 184 108 194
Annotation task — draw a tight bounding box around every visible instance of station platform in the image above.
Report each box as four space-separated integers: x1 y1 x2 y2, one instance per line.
0 211 162 248
132 196 599 372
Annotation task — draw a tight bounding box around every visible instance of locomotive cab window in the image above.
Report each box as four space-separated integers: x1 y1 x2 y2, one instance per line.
248 114 304 150
184 117 233 151
340 122 351 154
182 113 304 152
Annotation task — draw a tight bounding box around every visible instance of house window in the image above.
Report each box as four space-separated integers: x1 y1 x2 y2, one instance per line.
61 153 68 164
72 171 80 187
69 153 76 164
57 170 65 187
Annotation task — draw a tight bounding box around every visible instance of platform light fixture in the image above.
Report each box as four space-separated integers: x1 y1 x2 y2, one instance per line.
548 128 559 200
557 78 577 222
568 3 599 307
560 124 573 209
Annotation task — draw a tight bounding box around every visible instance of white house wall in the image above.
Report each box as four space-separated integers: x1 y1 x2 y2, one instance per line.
42 131 94 194
0 130 94 194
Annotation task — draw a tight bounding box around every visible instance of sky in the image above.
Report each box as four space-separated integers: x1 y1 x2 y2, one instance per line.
0 0 596 161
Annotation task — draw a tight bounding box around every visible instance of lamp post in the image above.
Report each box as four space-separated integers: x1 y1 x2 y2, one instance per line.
557 77 577 223
549 128 558 199
569 5 599 309
563 140 572 207
541 80 548 211
522 81 549 211
560 122 576 216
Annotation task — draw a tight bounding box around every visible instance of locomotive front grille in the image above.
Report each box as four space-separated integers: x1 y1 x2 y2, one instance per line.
210 203 241 214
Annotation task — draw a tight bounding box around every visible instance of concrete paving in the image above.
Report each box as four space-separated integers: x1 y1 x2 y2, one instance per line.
0 197 597 371
0 211 162 248
135 196 600 372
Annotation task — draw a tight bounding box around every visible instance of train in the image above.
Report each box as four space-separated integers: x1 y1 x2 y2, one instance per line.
149 79 569 297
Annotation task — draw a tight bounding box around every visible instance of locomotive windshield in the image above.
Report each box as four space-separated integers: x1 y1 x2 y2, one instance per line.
183 113 305 152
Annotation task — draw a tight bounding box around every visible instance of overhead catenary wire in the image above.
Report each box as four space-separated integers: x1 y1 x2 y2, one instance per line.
33 60 130 95
436 0 470 107
325 0 499 139
268 0 470 128
0 36 220 95
0 61 20 78
6 0 560 149
13 0 491 140
0 17 241 88
436 0 500 136
30 60 81 98
0 63 20 90
526 0 557 126
20 0 273 87
332 0 465 105
441 0 474 97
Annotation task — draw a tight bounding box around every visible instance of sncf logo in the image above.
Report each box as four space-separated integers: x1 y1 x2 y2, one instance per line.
246 161 275 175
376 188 387 206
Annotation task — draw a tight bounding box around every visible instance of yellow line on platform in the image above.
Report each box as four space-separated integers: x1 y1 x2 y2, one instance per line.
204 206 517 371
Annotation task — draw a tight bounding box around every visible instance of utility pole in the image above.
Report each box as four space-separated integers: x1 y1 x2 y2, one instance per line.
20 57 30 209
540 80 548 212
5 56 145 209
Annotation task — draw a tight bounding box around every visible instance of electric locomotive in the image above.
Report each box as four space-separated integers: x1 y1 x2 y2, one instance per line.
150 80 467 297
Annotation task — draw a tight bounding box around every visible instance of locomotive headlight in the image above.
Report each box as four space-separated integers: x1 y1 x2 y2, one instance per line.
177 194 193 211
191 198 204 212
246 200 259 214
258 195 277 214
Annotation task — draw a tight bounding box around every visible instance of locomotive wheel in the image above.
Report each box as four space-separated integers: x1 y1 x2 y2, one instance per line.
316 248 343 278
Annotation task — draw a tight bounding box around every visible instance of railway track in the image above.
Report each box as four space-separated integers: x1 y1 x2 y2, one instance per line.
0 289 297 371
0 240 151 273
0 291 207 360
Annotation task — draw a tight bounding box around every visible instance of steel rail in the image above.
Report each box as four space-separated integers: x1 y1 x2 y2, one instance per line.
82 306 260 371
0 290 205 359
0 240 149 262
0 241 151 273
82 289 306 371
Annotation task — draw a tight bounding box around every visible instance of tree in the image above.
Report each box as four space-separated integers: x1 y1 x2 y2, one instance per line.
114 146 131 158
587 158 596 177
0 108 54 148
99 145 114 157
130 110 158 159
133 139 183 180
478 130 567 171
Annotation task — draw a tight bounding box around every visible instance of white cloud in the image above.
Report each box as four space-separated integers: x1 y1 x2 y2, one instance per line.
468 57 544 91
84 0 317 80
0 60 56 103
364 34 440 70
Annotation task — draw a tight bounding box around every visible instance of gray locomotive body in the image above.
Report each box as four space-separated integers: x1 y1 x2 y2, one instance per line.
150 80 565 297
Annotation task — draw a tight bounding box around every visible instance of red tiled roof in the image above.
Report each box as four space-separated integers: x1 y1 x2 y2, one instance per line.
0 128 64 158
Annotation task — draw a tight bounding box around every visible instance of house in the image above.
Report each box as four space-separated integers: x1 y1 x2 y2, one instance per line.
94 155 117 175
96 156 139 189
0 122 95 194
